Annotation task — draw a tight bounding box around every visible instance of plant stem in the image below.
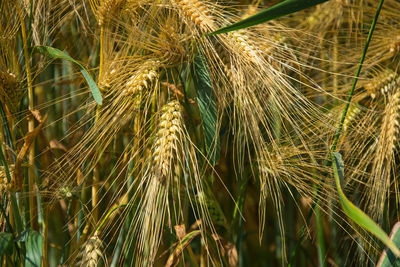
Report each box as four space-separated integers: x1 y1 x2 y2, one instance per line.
20 10 38 232
331 0 385 152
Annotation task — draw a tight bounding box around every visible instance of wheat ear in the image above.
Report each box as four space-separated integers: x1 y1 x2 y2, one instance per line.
77 233 103 267
369 90 400 220
172 0 216 32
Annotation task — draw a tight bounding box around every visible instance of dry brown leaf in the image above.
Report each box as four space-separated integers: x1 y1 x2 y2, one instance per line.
49 139 68 152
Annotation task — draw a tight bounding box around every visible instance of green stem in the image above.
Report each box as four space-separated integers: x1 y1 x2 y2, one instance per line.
331 0 384 152
95 204 127 233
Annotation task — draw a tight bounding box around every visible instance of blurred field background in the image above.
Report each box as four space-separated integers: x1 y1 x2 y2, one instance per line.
1 0 400 266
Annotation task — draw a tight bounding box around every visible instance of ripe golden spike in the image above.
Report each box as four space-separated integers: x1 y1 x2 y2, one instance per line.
123 65 159 96
97 0 126 26
77 234 103 267
152 100 183 178
172 0 216 32
368 90 400 220
364 70 400 99
132 100 186 266
228 31 260 63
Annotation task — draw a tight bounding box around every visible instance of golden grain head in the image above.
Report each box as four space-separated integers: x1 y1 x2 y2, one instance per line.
364 70 400 99
78 234 103 267
123 65 159 96
367 89 400 220
173 0 215 32
97 0 126 26
228 31 260 63
152 100 183 178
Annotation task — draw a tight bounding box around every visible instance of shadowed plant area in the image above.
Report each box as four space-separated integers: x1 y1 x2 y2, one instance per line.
1 0 400 266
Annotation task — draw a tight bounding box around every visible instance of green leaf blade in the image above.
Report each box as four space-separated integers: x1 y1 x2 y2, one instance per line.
332 152 400 258
34 46 103 105
378 222 400 267
212 0 329 35
192 53 220 165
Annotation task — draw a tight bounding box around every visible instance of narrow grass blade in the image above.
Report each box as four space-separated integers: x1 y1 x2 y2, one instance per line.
95 204 127 233
377 222 400 267
211 0 329 35
332 152 400 257
191 53 220 165
34 46 103 105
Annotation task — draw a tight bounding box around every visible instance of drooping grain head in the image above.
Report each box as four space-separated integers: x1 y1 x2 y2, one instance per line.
172 0 216 33
364 70 400 99
96 0 126 26
228 31 261 65
130 100 185 265
368 89 400 220
123 65 159 96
